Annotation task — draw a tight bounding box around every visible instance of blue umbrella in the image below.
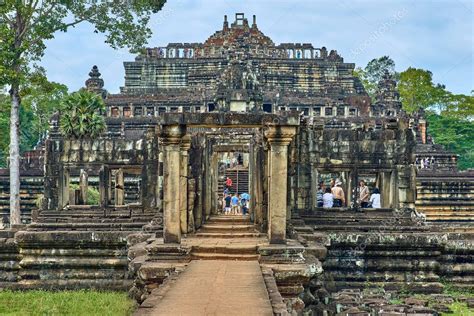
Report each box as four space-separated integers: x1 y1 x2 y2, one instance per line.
241 193 250 200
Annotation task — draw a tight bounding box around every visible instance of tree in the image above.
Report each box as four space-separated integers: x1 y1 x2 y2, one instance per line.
354 56 397 100
441 91 474 121
398 67 441 113
426 113 474 170
0 71 68 167
0 0 166 224
59 90 106 139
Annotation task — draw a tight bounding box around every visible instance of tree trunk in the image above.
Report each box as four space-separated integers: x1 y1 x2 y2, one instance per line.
9 84 21 225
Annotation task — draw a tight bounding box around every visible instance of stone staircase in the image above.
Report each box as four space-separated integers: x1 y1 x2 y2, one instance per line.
219 167 249 194
31 205 159 232
297 208 429 233
189 215 265 261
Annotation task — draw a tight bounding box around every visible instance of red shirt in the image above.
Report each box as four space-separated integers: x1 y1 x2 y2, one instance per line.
226 178 232 186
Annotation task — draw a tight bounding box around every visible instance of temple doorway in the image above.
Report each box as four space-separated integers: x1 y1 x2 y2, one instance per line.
159 112 299 244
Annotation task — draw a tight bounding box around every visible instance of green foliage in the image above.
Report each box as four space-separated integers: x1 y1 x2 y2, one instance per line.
69 183 101 205
0 0 166 213
443 302 471 316
0 74 67 167
59 91 106 139
426 113 474 170
354 56 398 100
0 1 167 84
356 61 474 169
34 193 44 209
398 67 443 113
0 290 136 315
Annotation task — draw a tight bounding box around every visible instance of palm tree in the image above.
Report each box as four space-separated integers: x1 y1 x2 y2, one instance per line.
59 90 106 139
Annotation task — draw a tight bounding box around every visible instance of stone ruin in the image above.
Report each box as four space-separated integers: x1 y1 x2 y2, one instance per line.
0 13 472 315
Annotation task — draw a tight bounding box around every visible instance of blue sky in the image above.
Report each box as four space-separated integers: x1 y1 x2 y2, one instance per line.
40 0 473 94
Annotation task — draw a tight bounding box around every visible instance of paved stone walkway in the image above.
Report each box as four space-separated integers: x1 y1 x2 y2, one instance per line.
146 260 273 316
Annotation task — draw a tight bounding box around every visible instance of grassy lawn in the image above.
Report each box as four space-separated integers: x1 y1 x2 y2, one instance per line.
445 302 473 316
0 290 136 316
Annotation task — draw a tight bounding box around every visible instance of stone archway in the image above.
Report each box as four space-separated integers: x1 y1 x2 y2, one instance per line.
159 113 298 244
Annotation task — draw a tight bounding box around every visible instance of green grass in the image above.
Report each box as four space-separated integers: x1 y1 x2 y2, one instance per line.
444 302 473 316
0 290 136 316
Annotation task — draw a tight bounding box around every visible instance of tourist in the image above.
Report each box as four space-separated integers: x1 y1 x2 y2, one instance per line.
322 187 333 208
358 180 369 208
240 196 248 215
369 188 381 209
316 181 325 207
331 179 345 207
231 193 240 215
240 192 250 215
330 178 335 188
224 194 232 214
225 177 233 191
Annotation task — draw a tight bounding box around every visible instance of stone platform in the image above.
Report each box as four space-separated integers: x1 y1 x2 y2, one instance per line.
135 260 273 316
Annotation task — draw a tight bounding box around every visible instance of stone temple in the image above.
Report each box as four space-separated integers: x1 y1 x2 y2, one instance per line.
0 13 473 314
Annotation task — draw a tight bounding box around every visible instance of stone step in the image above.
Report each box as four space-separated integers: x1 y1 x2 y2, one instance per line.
312 225 430 232
207 216 251 224
192 244 257 255
194 232 263 239
191 253 259 261
200 224 256 232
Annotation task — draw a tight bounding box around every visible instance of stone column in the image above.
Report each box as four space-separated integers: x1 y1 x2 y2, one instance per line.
254 147 264 226
99 166 109 208
161 125 186 243
204 139 212 219
114 168 124 206
179 135 191 234
58 167 70 208
79 169 88 205
381 171 392 208
210 153 219 215
265 126 296 244
396 165 416 209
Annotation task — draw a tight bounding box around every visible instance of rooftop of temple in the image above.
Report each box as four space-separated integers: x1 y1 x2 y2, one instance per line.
93 13 407 120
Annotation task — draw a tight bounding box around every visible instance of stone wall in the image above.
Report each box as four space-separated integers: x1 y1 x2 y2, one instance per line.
293 208 474 300
416 171 474 221
0 229 133 290
291 117 416 212
322 231 473 293
0 176 43 226
44 127 159 211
